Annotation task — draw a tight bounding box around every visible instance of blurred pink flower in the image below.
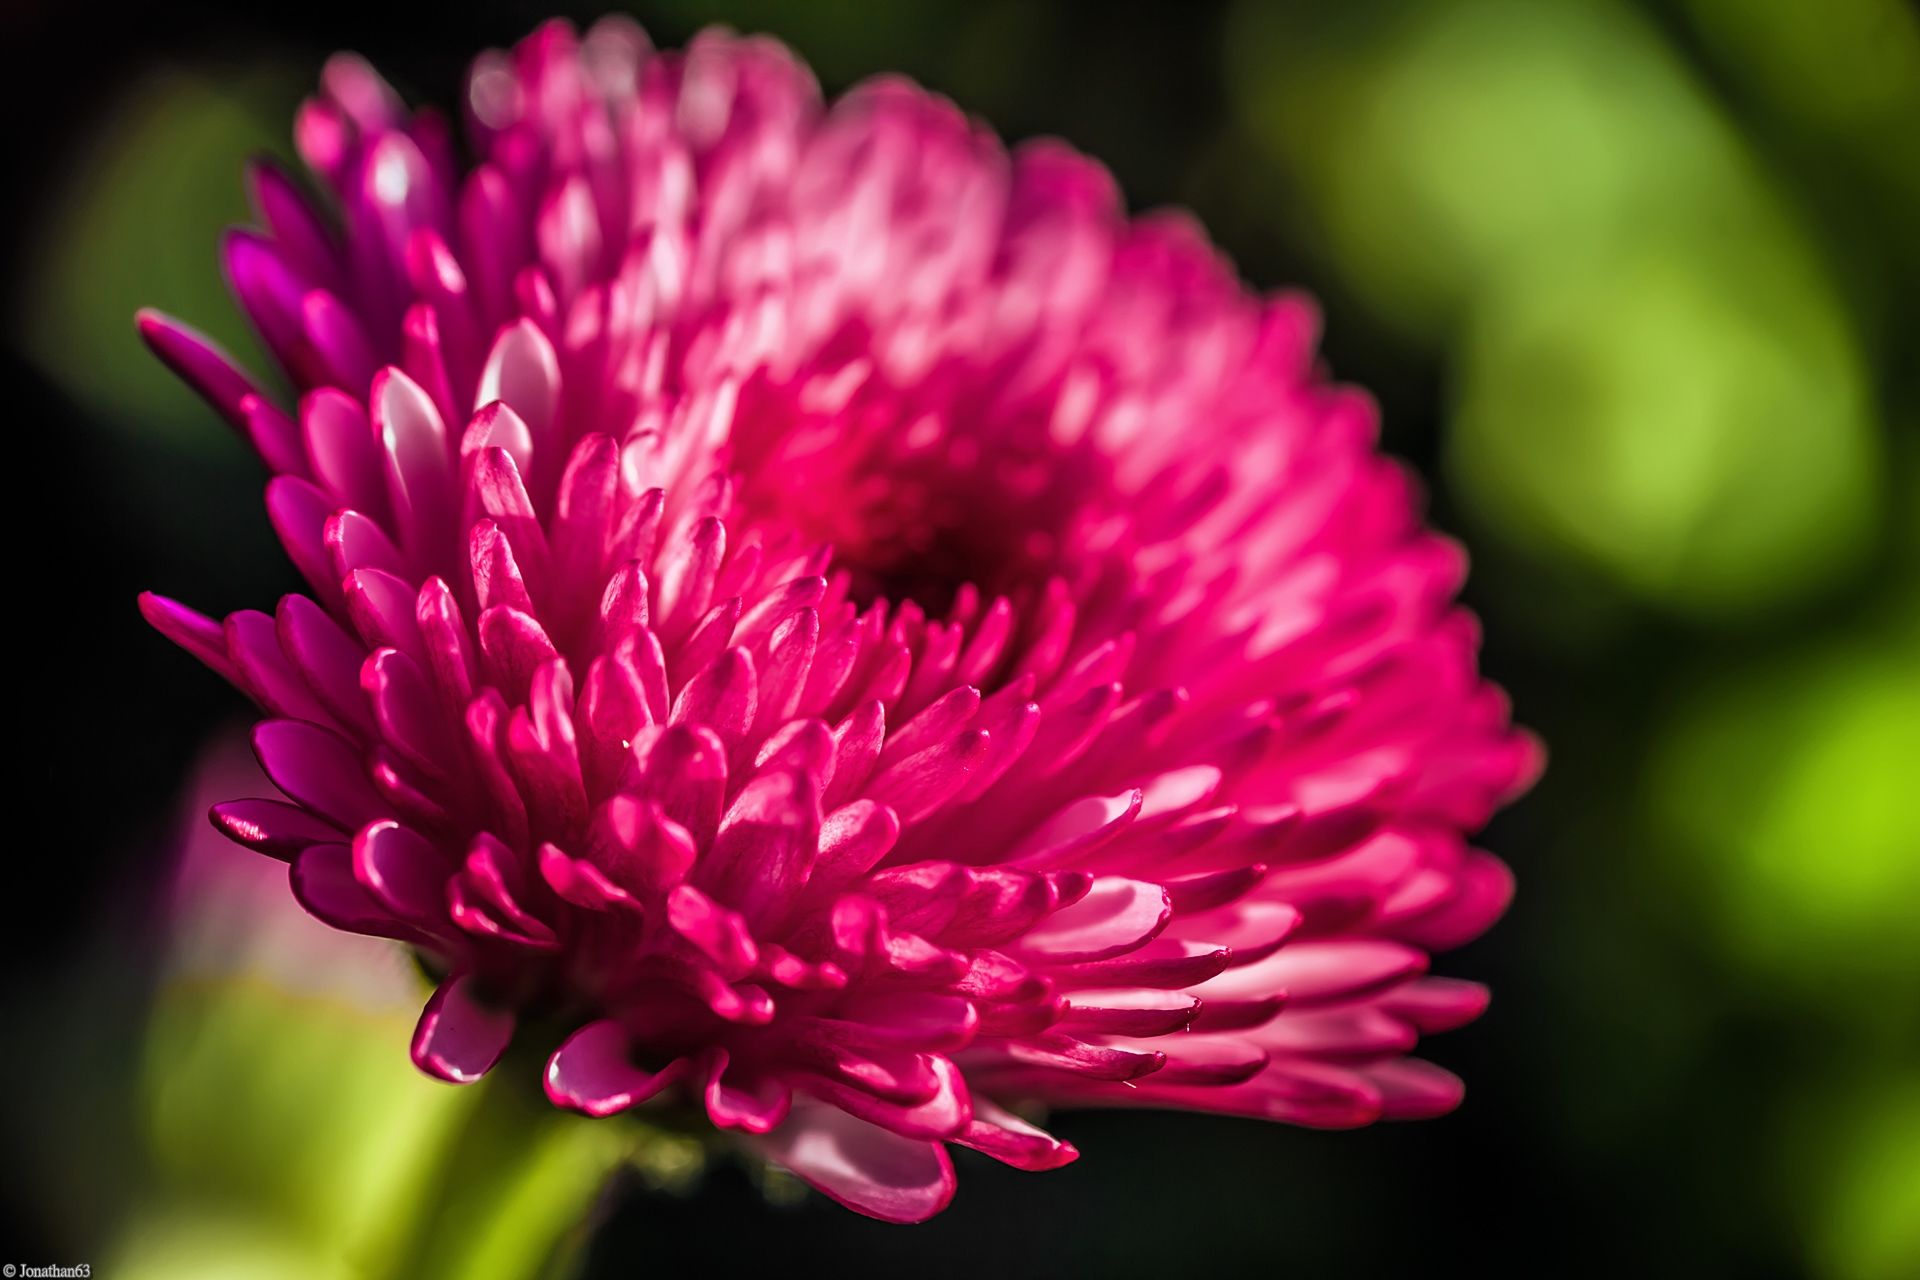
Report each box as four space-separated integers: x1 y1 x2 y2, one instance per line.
139 19 1539 1222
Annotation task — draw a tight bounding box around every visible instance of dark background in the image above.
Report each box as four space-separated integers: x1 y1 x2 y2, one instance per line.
2 1 1915 1276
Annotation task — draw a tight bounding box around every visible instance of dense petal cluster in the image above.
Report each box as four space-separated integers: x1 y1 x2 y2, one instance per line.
138 19 1539 1221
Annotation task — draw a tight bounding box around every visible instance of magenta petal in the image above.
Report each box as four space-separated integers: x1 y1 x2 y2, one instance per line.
302 288 379 387
799 1041 943 1107
754 610 819 730
754 719 838 786
735 575 827 651
550 436 621 600
538 842 639 911
1169 899 1303 967
412 974 515 1084
666 883 760 976
224 230 309 372
670 646 757 748
702 768 820 926
536 173 602 298
1002 1033 1165 1082
809 801 901 900
822 991 980 1050
289 842 394 932
1011 789 1143 866
655 517 727 643
265 477 347 609
593 562 651 651
701 1049 794 1134
864 728 991 822
1165 864 1267 915
362 647 451 775
278 594 374 733
330 515 410 585
752 1105 956 1224
240 395 309 479
1059 988 1198 1036
226 609 329 723
470 518 535 615
415 576 476 706
301 388 388 521
136 309 264 430
673 599 743 695
210 798 345 861
139 593 238 684
632 725 728 849
452 834 559 949
458 164 525 323
252 719 384 827
345 568 427 655
758 944 849 992
1379 977 1491 1033
953 693 1041 803
824 700 886 808
588 795 698 897
1014 877 1171 963
352 819 449 923
247 158 339 285
798 1050 971 1139
1052 938 1233 989
1394 850 1515 951
1259 1006 1416 1057
475 318 561 444
546 1020 682 1116
675 967 776 1025
372 366 455 559
461 400 537 481
956 1097 1078 1172
1135 765 1225 825
294 97 349 186
1198 939 1426 1006
1124 1060 1387 1128
875 686 980 773
1189 995 1286 1032
469 447 550 593
322 50 405 131
1136 1035 1269 1086
1364 1057 1466 1119
477 605 559 704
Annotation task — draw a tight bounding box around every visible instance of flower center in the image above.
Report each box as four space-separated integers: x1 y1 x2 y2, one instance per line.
731 377 1105 618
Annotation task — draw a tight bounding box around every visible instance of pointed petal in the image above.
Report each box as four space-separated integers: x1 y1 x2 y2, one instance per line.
956 1097 1078 1172
139 593 238 684
210 798 344 861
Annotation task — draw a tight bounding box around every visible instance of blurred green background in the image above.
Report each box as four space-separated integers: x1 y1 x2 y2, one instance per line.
1 0 1915 1276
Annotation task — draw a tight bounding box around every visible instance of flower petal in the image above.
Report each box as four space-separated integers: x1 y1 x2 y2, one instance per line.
411 973 515 1084
752 1105 956 1224
546 1020 684 1116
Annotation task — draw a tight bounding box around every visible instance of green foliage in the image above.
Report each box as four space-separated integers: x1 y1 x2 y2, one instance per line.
1229 0 1886 618
14 69 290 449
1648 616 1920 998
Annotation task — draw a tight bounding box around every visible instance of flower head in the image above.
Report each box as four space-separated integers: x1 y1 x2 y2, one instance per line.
139 19 1539 1222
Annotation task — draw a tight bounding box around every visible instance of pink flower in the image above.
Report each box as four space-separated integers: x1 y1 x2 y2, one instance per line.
138 19 1539 1222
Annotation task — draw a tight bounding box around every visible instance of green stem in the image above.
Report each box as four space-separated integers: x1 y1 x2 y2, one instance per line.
378 1074 635 1280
